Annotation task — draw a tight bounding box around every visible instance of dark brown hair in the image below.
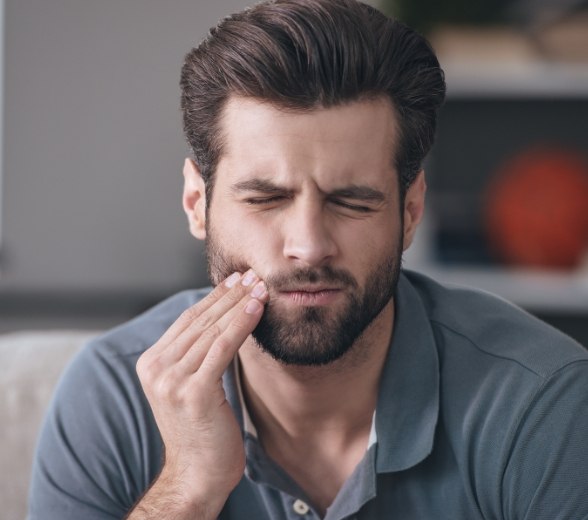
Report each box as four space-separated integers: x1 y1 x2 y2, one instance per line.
180 0 446 200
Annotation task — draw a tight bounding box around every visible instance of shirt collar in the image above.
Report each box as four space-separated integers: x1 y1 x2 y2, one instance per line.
374 271 440 473
233 354 258 438
231 351 379 449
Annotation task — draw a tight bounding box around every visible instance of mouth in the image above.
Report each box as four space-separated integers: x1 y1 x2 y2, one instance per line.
277 286 344 306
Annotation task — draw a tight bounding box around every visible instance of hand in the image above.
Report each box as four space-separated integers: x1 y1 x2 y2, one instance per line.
133 270 268 518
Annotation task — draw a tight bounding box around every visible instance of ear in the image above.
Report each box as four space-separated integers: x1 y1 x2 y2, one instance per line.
182 158 207 240
402 170 426 251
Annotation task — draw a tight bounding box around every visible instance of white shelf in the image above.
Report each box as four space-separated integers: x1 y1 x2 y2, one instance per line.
411 265 588 312
404 216 588 312
443 61 588 98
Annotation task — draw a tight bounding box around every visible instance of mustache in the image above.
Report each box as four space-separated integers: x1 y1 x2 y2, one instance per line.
205 235 356 290
215 258 356 291
264 266 357 291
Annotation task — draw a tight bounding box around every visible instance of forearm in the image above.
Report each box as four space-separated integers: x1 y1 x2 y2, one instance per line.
125 471 229 520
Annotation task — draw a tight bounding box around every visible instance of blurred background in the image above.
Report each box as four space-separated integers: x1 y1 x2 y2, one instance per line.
0 0 587 344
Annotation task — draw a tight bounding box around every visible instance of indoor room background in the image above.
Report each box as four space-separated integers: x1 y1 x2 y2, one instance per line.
0 1 587 518
0 0 586 341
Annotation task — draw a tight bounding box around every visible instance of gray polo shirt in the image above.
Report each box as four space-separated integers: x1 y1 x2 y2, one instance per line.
29 271 588 519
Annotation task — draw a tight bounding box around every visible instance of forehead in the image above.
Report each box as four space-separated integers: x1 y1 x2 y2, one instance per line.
215 96 399 190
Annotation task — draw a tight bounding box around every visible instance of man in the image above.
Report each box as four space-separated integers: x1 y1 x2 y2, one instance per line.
29 1 588 519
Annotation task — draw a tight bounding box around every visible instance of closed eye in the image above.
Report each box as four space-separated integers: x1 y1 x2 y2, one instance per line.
330 199 374 213
244 196 286 205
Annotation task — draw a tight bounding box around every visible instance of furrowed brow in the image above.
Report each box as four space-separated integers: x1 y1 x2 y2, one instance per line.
231 179 290 195
329 185 386 203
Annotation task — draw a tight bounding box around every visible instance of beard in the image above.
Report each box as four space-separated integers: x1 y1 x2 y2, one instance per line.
205 226 402 366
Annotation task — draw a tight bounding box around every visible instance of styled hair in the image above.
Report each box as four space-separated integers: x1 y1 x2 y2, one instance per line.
180 0 446 200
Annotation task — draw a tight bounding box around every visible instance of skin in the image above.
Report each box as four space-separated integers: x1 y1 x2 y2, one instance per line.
130 96 426 518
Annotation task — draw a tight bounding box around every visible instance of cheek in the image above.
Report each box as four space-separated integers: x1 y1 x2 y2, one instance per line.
216 214 281 272
345 211 399 243
245 226 283 274
342 218 402 276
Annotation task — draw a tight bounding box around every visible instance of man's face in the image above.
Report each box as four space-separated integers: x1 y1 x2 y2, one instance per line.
185 96 424 366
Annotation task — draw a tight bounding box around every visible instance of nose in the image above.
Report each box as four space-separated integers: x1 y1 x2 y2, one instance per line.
282 200 338 267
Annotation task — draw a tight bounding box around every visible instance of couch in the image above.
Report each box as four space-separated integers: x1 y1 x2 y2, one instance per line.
0 330 99 520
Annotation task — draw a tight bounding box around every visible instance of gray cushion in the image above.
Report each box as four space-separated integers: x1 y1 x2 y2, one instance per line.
0 331 98 520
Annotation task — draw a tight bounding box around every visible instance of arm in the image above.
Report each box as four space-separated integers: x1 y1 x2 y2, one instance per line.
126 271 267 519
28 271 267 520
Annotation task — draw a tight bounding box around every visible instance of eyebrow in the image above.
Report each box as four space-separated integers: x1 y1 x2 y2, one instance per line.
231 179 290 195
231 179 386 202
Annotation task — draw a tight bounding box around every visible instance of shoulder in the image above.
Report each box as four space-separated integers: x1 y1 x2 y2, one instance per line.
62 287 206 385
57 288 213 421
403 270 587 379
86 288 212 361
30 288 212 517
51 286 212 415
402 271 588 517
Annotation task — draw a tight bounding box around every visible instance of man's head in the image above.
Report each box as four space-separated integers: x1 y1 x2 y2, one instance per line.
179 0 445 366
180 0 445 203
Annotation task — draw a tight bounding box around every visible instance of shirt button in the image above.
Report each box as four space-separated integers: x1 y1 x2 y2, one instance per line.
293 499 310 515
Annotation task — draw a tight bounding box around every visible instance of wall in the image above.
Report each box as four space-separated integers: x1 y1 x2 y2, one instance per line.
0 0 260 331
3 0 283 293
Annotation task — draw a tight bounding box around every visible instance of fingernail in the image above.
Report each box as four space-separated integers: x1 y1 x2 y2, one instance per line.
245 299 263 315
225 272 241 288
250 281 266 299
241 270 257 287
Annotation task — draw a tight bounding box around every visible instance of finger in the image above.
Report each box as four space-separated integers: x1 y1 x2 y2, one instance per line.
157 271 264 365
146 271 244 358
176 280 268 374
135 275 256 397
196 296 265 384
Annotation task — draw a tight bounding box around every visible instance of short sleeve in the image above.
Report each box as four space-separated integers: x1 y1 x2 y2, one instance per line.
28 339 163 520
502 360 588 520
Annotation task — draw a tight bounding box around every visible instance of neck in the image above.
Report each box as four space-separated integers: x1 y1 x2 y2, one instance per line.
238 299 394 515
238 298 394 442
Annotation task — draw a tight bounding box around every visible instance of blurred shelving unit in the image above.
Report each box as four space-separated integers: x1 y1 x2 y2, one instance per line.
404 23 588 314
0 0 5 256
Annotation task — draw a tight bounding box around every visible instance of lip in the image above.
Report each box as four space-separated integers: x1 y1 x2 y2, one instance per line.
277 287 343 306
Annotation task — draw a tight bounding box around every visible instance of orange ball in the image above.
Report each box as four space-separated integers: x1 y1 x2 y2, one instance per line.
485 147 588 269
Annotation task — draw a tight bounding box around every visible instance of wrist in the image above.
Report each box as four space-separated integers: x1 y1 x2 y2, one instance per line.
126 466 231 520
158 463 232 517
